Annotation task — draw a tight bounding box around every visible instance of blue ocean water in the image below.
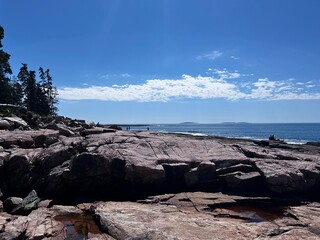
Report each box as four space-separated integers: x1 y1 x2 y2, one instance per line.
126 123 320 144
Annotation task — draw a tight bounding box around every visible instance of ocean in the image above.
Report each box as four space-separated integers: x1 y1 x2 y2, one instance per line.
123 123 320 144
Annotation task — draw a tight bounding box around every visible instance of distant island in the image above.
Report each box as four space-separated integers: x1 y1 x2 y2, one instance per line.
179 122 198 125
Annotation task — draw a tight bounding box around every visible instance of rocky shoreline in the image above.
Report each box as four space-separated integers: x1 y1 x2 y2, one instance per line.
1 112 320 239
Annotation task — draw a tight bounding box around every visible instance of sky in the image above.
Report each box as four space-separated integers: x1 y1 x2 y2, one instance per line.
1 0 320 123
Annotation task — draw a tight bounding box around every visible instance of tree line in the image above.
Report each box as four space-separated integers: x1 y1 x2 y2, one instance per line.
0 25 58 115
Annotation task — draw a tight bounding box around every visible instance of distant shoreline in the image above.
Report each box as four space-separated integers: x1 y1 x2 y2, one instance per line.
104 122 320 144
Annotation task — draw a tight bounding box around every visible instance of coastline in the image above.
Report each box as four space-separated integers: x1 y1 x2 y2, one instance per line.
1 113 320 239
116 122 320 144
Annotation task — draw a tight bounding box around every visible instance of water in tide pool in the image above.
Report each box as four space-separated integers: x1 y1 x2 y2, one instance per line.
124 123 320 144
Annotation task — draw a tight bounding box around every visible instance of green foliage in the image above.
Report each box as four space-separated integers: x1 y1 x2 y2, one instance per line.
10 77 23 105
39 67 58 115
0 25 58 116
0 26 3 48
0 26 14 104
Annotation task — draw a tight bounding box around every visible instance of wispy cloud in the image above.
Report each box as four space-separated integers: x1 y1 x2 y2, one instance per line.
59 70 320 102
230 55 239 60
211 68 241 79
99 73 132 79
196 50 222 60
121 73 131 78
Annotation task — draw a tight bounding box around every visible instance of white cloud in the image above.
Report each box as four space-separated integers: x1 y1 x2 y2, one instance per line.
306 85 315 88
59 75 245 102
273 92 320 100
100 73 132 79
58 72 320 102
230 55 239 60
196 50 222 60
212 69 241 79
121 73 131 78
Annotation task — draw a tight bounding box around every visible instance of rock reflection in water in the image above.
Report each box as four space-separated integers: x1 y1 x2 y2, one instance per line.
54 214 101 239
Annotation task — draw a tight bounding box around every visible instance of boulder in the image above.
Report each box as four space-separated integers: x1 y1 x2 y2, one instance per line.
254 160 320 195
197 161 216 182
218 171 263 192
0 120 10 129
33 133 59 147
4 190 40 214
3 116 28 129
12 190 40 214
80 127 116 136
3 154 31 195
58 126 75 137
37 199 53 208
3 197 23 213
107 124 122 130
0 129 59 149
46 122 76 137
32 144 73 172
0 208 65 239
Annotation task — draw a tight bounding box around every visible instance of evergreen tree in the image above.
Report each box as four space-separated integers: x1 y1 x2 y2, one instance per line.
1 26 58 115
39 67 58 115
10 76 23 105
0 25 13 103
17 64 38 111
35 82 50 115
45 68 58 115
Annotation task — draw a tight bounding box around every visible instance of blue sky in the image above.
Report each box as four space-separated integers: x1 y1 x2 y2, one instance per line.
1 0 320 123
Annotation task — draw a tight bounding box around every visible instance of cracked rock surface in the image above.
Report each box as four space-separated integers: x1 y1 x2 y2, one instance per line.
1 192 319 240
1 114 320 239
1 127 320 198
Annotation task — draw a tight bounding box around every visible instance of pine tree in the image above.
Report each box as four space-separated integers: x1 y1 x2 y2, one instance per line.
45 68 58 115
39 67 58 115
17 64 38 111
1 26 58 115
10 76 23 105
35 82 50 115
0 25 13 103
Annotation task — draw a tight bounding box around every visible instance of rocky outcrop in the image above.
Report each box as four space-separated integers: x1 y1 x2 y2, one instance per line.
1 192 319 239
0 204 113 239
94 192 320 240
1 111 320 239
0 127 320 199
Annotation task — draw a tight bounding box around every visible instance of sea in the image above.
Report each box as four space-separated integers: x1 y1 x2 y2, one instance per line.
122 123 320 144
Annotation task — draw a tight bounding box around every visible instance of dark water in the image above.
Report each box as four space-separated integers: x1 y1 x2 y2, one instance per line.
217 204 286 222
125 123 320 144
210 203 288 222
54 214 101 239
